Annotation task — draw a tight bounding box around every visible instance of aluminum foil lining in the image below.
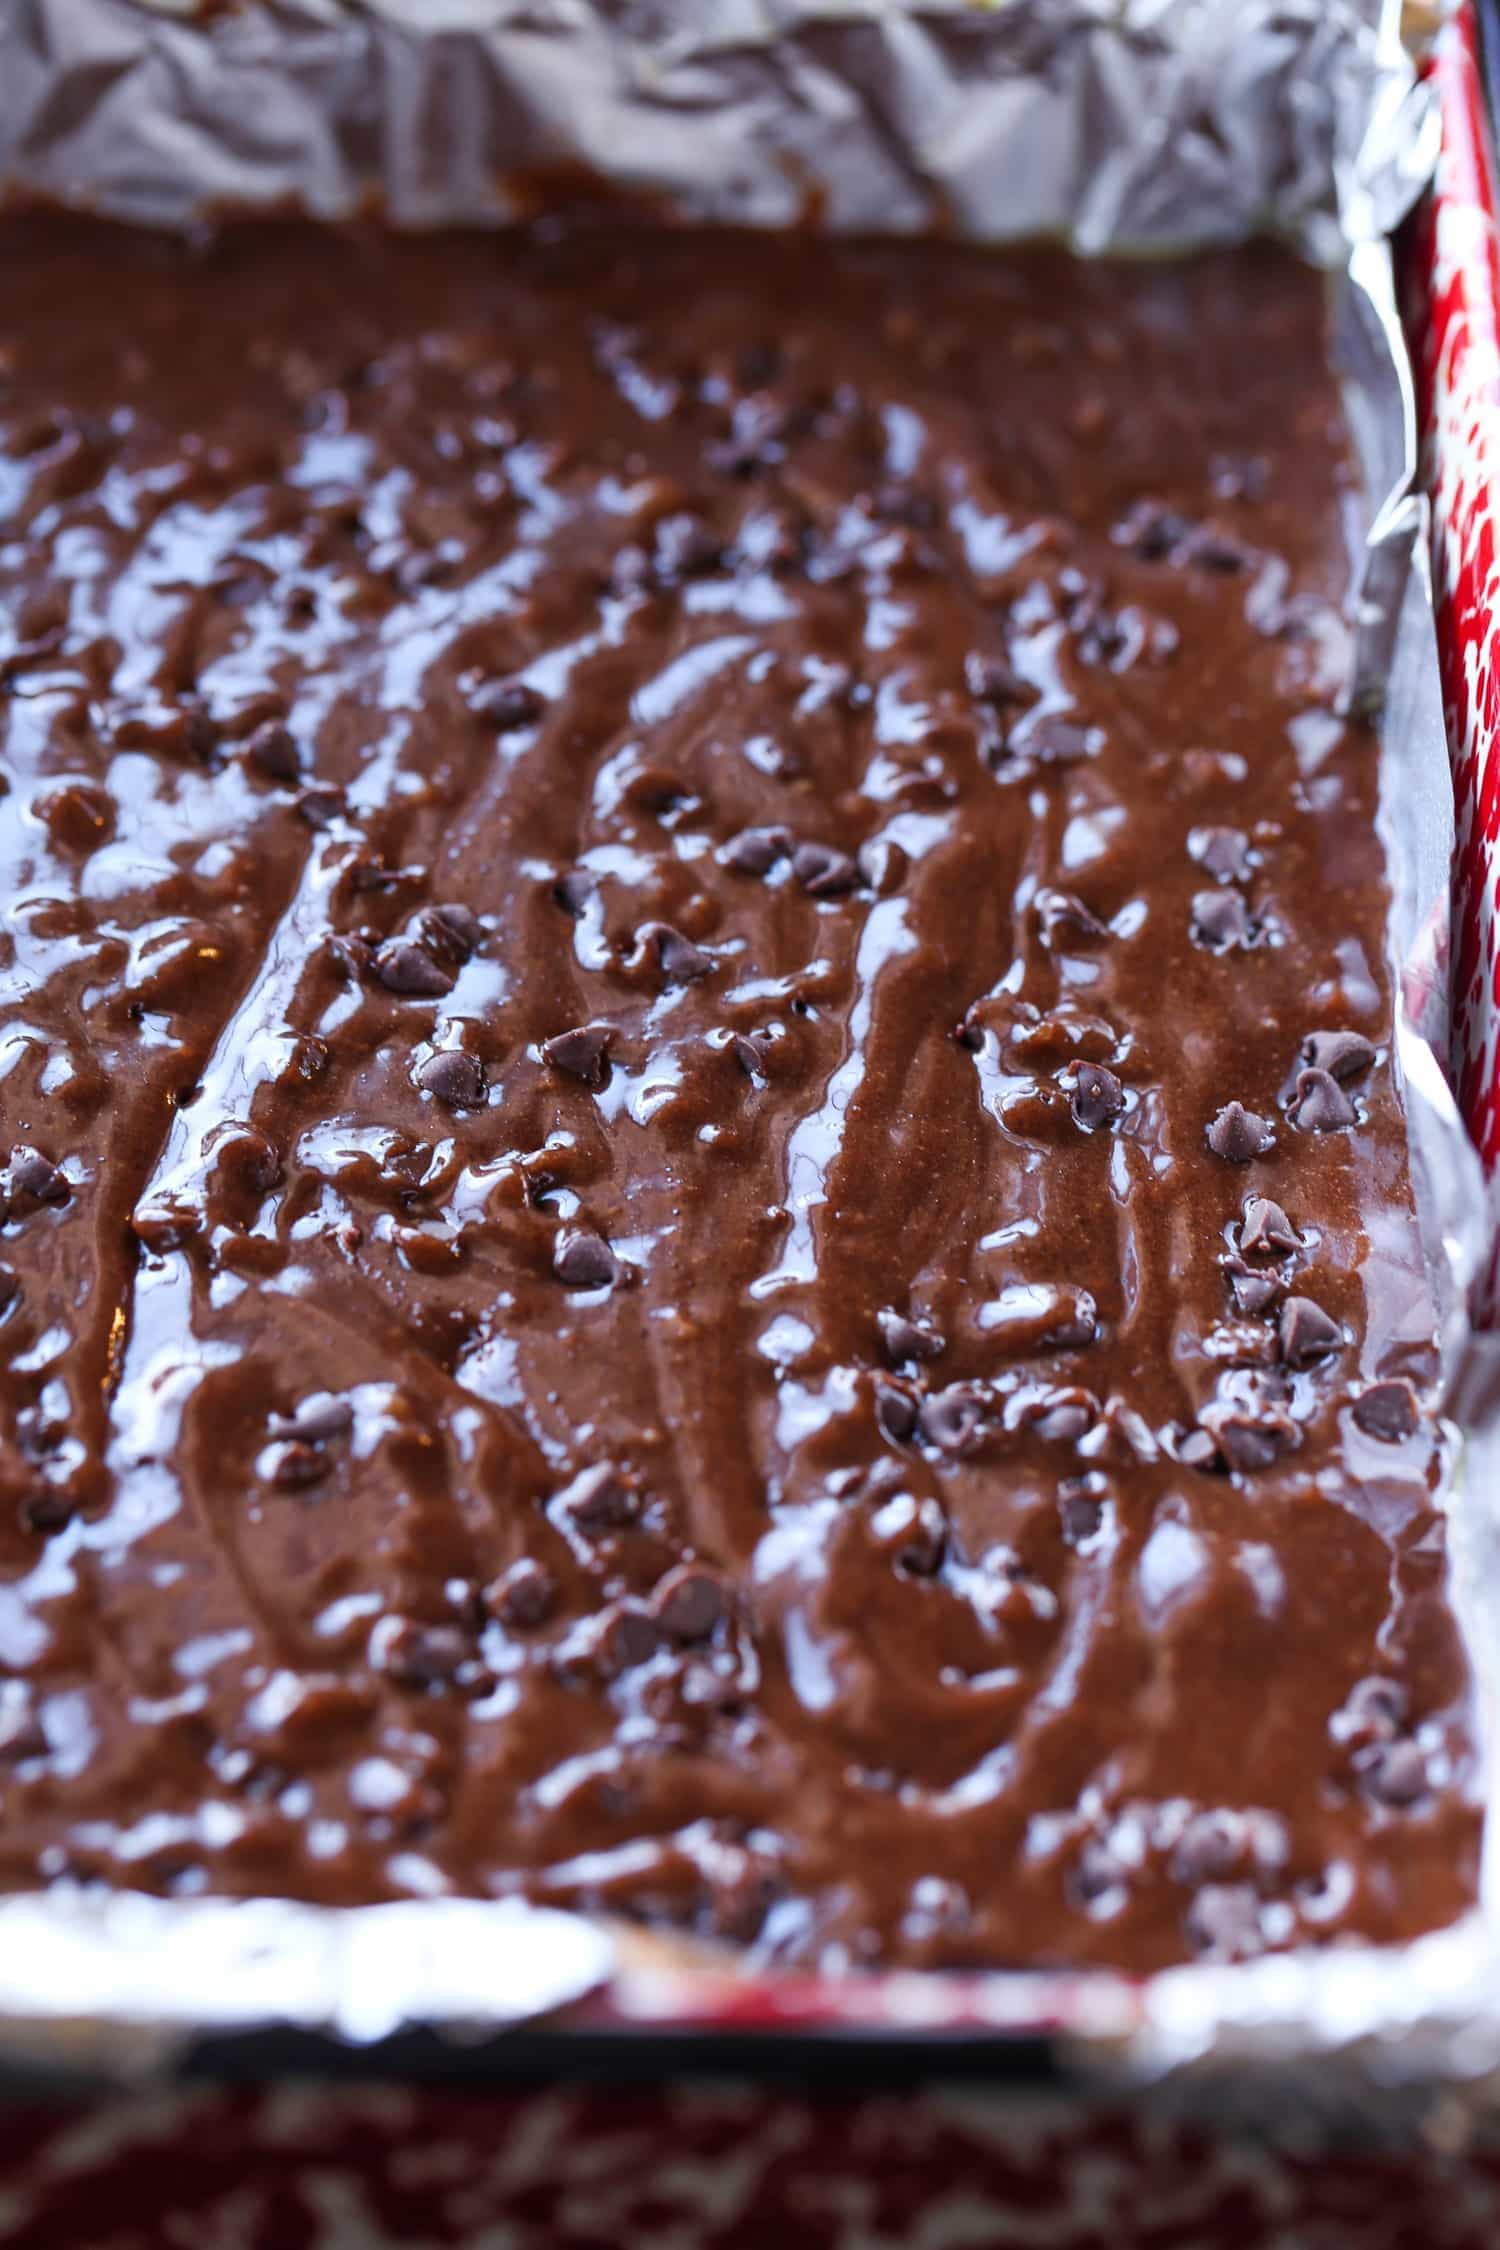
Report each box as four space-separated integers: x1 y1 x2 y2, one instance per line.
1 0 1498 2123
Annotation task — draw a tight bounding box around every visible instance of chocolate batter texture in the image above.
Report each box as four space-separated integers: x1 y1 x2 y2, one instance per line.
0 217 1479 1972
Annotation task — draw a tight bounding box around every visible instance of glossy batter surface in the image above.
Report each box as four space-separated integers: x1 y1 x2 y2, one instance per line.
0 218 1479 1971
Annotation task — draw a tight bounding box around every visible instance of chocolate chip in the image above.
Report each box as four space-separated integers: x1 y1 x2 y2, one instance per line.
1026 716 1094 766
260 1439 329 1490
857 837 908 894
380 1619 472 1689
1120 499 1191 561
1191 889 1254 951
1190 530 1245 574
876 1307 945 1365
271 1392 354 1443
296 784 343 828
1171 1811 1243 1886
652 1564 725 1642
372 939 454 998
791 841 860 897
1363 1737 1428 1807
1058 1473 1109 1544
964 650 1029 706
553 868 596 917
5 1147 69 1209
470 677 545 731
246 719 301 782
1185 1883 1263 1959
427 902 484 957
1301 1029 1376 1083
1204 1407 1294 1472
918 1383 988 1458
874 1381 918 1445
654 514 721 580
553 1226 619 1290
1223 1258 1283 1316
541 1024 611 1088
1070 1062 1125 1132
1188 825 1253 883
557 1461 639 1532
595 1601 662 1676
1351 1379 1419 1443
413 1049 486 1107
488 1558 558 1630
1278 1295 1342 1369
1240 1195 1298 1258
732 1032 771 1082
1344 1675 1406 1736
720 825 792 877
1178 1428 1224 1473
1288 1066 1357 1133
1035 889 1107 948
1205 1103 1274 1162
636 922 713 985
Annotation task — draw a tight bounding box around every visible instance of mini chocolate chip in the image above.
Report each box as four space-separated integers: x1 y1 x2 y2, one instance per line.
1189 530 1246 574
1223 1258 1283 1316
271 1392 354 1443
296 783 343 827
720 825 792 877
1026 716 1094 766
654 514 721 579
595 1601 662 1676
1240 1195 1298 1258
1035 888 1107 948
470 677 545 731
1185 1883 1263 1960
427 902 484 957
965 650 1030 706
413 1050 486 1108
636 922 713 984
1074 1838 1127 1905
1364 1737 1428 1807
261 1438 329 1490
488 1558 558 1630
1191 889 1253 951
246 719 301 782
652 1564 725 1643
372 939 453 998
380 1619 472 1689
1208 1410 1293 1473
918 1383 988 1458
857 837 908 893
732 1033 770 1082
558 1461 639 1532
1058 1473 1108 1544
1188 825 1253 883
541 1024 611 1088
1171 1811 1243 1887
1120 499 1192 561
1344 1675 1407 1736
1178 1428 1224 1473
1301 1029 1376 1083
1071 1062 1125 1132
875 1381 919 1445
877 1306 945 1365
1288 1066 1357 1133
553 868 596 917
5 1147 69 1209
792 841 860 897
553 1227 619 1290
1278 1295 1343 1369
1205 1103 1274 1162
1352 1379 1420 1442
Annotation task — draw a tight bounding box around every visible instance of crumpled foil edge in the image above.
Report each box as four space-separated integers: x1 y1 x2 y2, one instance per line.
0 0 1496 2124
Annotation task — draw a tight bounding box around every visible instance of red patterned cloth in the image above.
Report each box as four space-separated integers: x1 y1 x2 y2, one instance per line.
0 2084 1495 2249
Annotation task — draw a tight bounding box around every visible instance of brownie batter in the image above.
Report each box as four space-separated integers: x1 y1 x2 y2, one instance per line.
0 217 1479 1973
